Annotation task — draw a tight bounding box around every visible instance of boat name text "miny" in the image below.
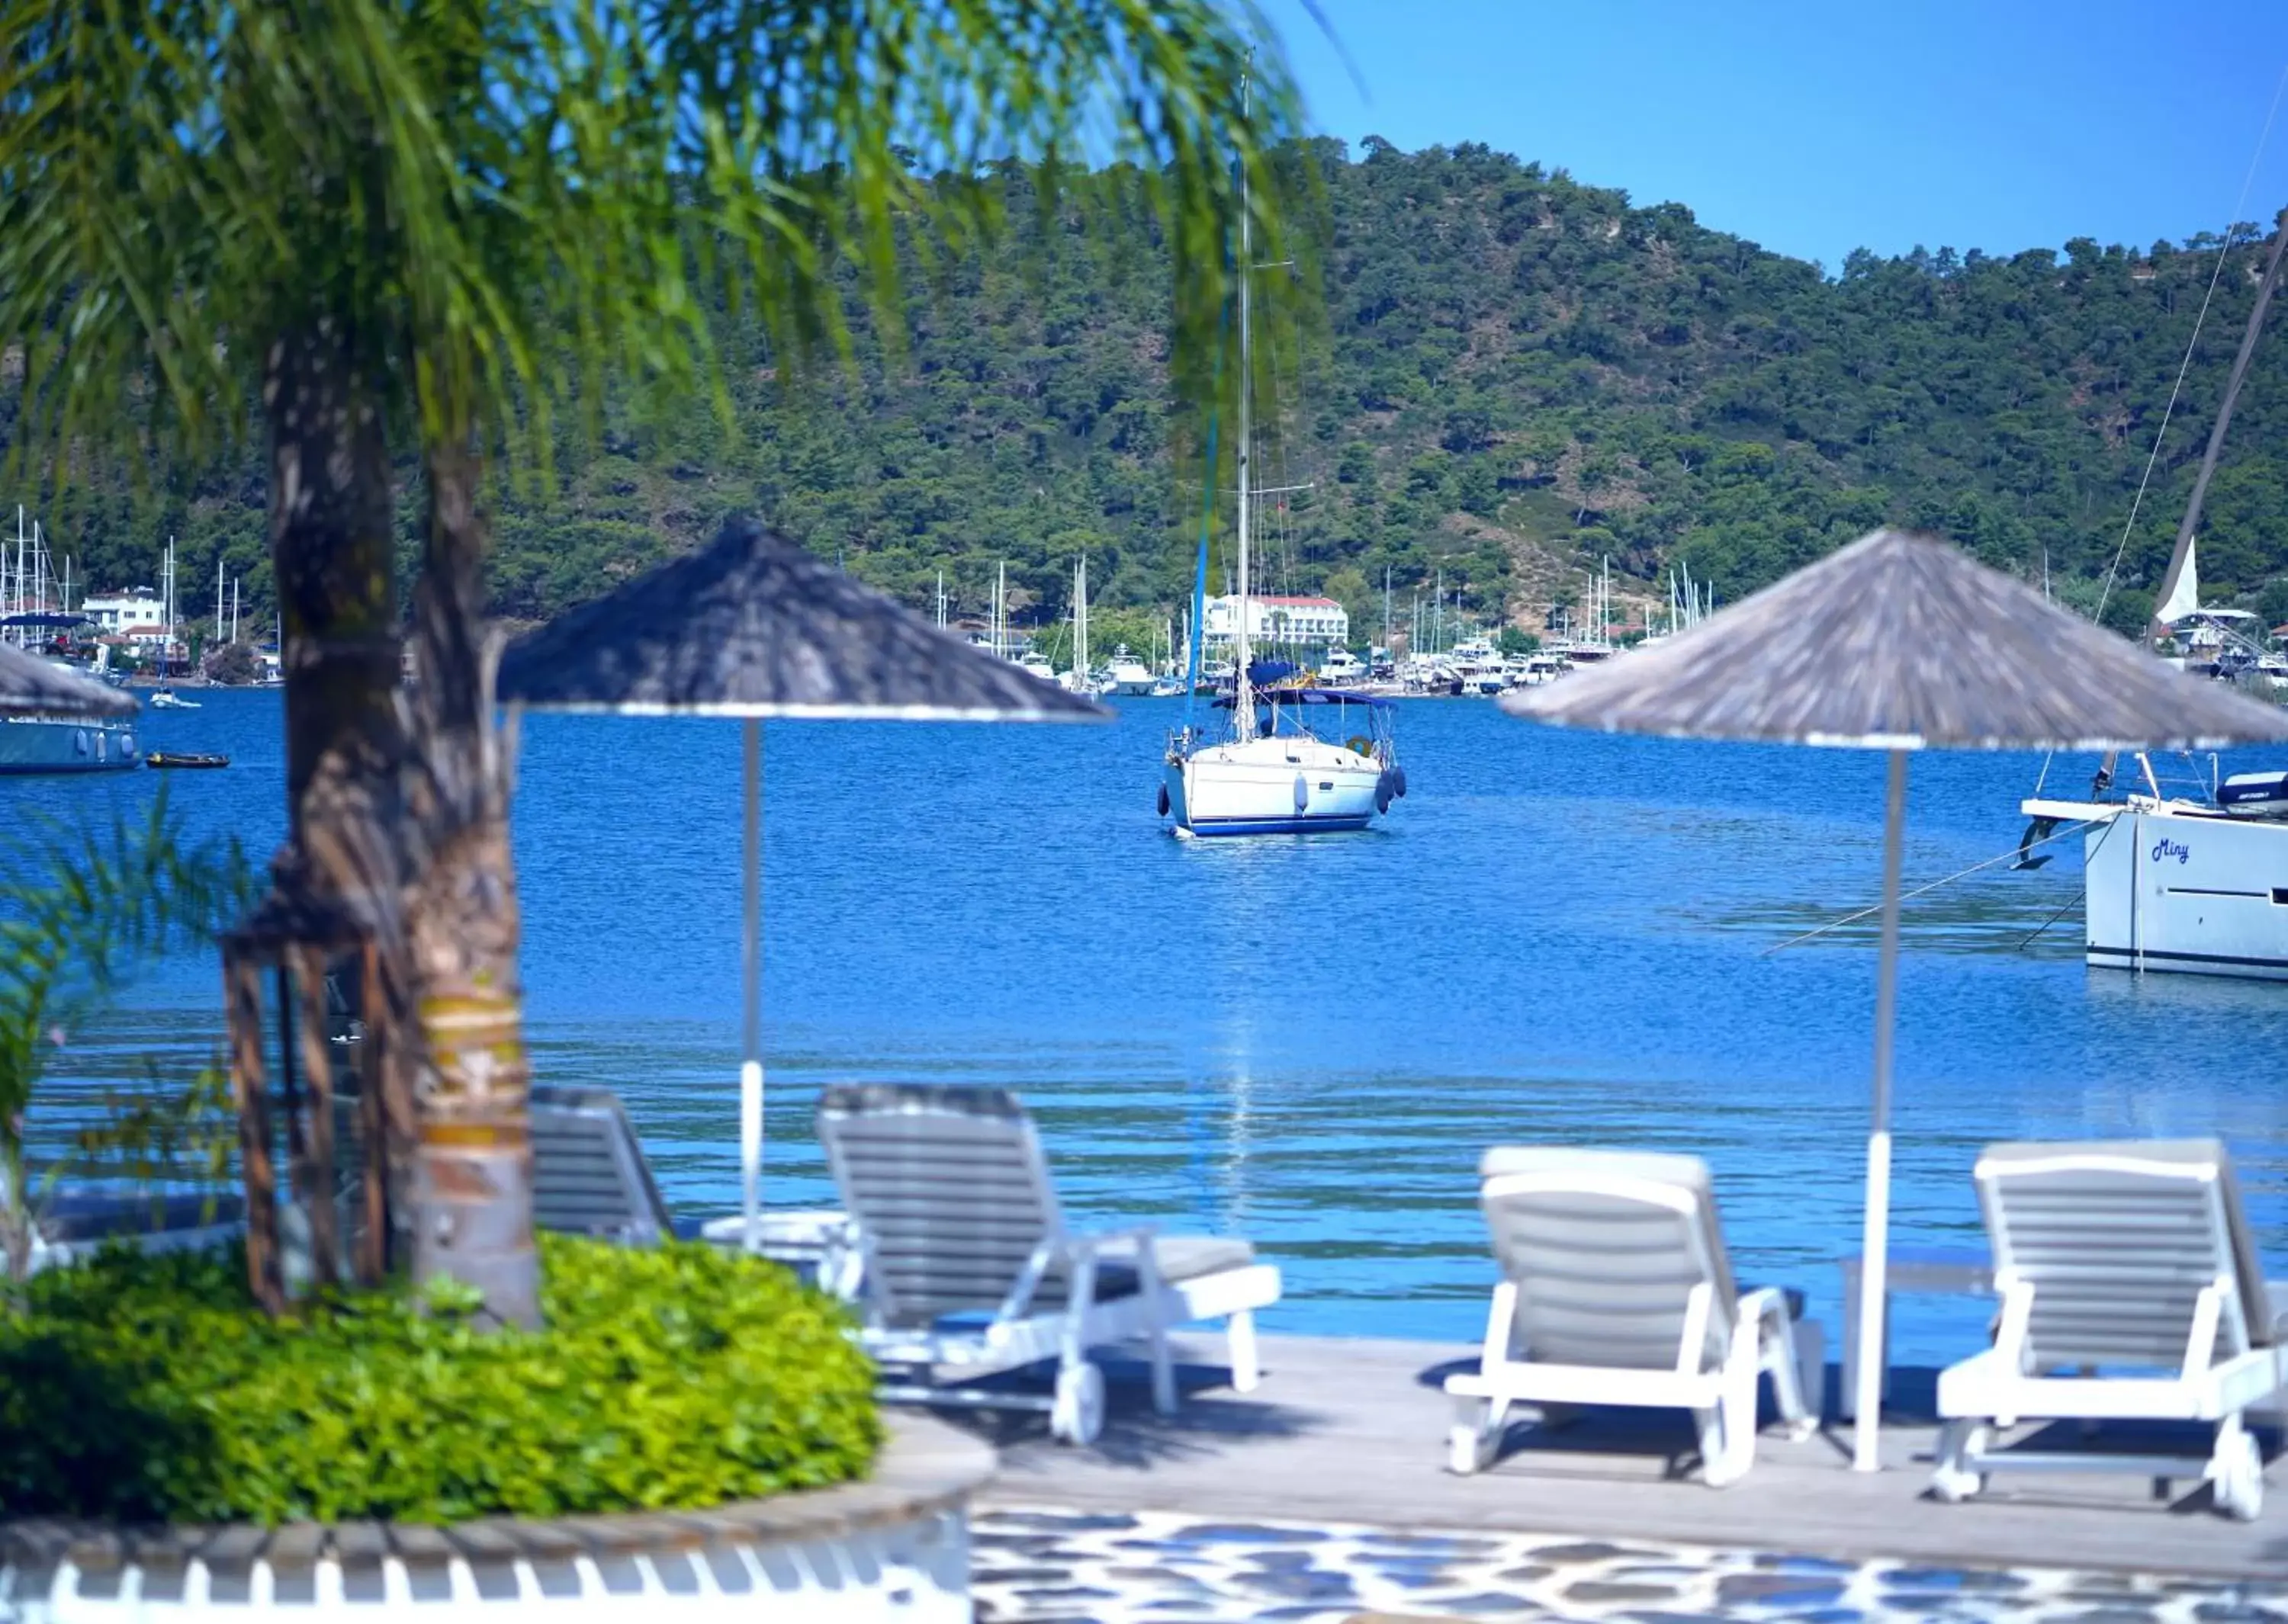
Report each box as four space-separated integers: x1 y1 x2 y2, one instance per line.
2152 836 2191 865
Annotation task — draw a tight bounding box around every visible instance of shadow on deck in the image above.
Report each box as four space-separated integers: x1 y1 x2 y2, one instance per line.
950 1333 2288 1580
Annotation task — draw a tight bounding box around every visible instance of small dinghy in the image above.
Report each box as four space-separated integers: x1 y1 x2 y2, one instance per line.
2218 770 2288 819
145 751 230 770
2219 770 2288 818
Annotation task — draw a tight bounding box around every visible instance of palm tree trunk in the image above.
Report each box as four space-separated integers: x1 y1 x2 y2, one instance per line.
264 319 419 1259
402 438 539 1327
0 1144 31 1280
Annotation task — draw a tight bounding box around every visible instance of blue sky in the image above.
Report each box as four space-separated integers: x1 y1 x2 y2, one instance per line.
1262 0 2288 268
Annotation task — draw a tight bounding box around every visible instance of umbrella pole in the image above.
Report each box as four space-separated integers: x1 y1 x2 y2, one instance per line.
741 717 763 1254
1852 748 1909 1471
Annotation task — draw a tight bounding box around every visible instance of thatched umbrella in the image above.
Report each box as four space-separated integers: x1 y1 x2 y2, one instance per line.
500 518 1104 1249
1504 528 2288 1471
0 640 135 717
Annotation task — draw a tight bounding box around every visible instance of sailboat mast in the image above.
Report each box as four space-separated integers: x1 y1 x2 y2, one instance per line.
1232 70 1256 741
2149 207 2288 641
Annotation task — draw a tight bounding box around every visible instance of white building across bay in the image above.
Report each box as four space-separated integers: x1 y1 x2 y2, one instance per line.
78 588 172 647
1203 593 1348 650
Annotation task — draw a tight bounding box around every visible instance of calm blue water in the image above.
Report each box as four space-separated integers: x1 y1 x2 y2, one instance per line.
11 688 2288 1362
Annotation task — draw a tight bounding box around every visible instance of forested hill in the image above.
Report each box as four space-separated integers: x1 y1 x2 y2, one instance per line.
28 137 2288 639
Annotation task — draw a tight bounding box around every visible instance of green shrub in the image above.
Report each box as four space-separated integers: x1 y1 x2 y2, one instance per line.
0 1234 881 1524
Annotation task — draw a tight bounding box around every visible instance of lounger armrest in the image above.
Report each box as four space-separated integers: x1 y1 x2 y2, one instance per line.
991 1224 1162 1327
1735 1286 1790 1327
1070 1224 1166 1300
1085 1224 1163 1252
1075 1224 1160 1259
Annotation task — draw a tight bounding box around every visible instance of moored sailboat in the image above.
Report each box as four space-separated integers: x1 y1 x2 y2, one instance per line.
2020 210 2288 978
1161 89 1402 836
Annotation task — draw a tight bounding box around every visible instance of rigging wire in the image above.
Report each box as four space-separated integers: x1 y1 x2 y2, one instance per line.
2015 817 2119 951
2035 60 2288 796
1761 817 2100 955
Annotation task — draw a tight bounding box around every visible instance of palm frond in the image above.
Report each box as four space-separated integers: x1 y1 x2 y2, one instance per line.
2 0 1303 498
0 793 256 1144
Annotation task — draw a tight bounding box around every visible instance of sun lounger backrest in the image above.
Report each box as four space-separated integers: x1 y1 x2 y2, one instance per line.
1478 1147 1737 1372
818 1083 1062 1330
1976 1139 2270 1369
529 1085 673 1246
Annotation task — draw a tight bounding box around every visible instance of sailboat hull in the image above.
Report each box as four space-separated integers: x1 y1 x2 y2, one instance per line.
2084 807 2288 980
0 714 140 774
1165 737 1385 836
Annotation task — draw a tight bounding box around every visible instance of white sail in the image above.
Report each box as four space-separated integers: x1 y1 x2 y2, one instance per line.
2155 534 2201 625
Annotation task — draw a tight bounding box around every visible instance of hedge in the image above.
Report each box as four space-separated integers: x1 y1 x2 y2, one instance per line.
0 1233 880 1524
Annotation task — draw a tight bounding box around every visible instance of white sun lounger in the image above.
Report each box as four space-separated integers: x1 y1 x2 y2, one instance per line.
1931 1139 2287 1520
527 1085 860 1291
816 1083 1281 1444
25 1189 245 1275
1444 1147 1823 1484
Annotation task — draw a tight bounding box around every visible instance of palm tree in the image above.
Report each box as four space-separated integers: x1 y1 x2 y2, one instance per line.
2 0 1302 1322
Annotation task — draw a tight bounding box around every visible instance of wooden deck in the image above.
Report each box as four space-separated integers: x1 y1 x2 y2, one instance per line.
966 1333 2288 1581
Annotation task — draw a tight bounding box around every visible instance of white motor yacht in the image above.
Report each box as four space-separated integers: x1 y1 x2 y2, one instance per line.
1104 645 1156 697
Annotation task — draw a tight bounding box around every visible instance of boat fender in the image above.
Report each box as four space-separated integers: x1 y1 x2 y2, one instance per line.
75 729 88 756
1393 765 1408 798
1293 772 1309 813
1375 776 1393 815
1157 782 1171 817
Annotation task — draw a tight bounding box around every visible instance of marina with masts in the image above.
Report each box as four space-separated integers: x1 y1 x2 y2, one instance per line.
0 508 141 772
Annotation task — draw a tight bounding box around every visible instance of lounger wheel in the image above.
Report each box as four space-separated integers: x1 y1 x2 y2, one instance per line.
2212 1432 2264 1522
1051 1359 1105 1445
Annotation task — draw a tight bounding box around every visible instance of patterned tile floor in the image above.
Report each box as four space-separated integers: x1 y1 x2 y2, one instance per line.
972 1507 2288 1624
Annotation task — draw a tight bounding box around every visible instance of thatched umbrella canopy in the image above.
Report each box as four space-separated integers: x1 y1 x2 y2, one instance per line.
499 518 1104 1249
497 518 1104 723
0 640 135 718
1504 528 2288 1472
1504 528 2288 750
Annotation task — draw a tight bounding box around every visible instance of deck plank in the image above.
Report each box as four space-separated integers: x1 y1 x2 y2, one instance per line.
969 1334 2288 1579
